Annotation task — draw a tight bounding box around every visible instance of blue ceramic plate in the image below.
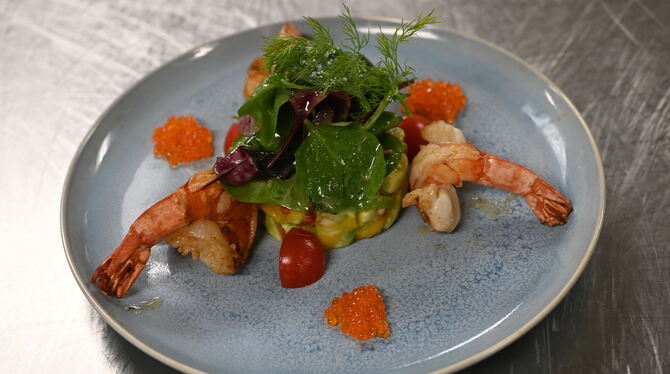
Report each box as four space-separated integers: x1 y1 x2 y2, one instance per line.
62 17 604 374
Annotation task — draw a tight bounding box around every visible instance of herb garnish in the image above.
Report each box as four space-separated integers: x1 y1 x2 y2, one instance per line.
262 6 438 120
220 8 438 213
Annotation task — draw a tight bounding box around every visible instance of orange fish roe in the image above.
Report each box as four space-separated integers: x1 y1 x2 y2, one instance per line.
152 116 213 166
405 79 467 123
324 285 390 341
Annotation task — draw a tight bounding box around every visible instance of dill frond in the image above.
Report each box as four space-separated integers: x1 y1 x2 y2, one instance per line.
261 7 438 120
376 11 439 87
305 16 333 45
340 4 370 53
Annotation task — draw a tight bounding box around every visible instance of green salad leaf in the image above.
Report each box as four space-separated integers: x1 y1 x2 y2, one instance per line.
380 131 407 174
237 85 291 151
223 174 310 211
367 111 402 136
296 123 385 212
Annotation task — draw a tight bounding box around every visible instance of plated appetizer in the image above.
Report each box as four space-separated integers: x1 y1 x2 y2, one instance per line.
91 10 572 343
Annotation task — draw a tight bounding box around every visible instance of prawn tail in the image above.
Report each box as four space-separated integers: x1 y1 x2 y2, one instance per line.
91 242 151 298
524 178 573 226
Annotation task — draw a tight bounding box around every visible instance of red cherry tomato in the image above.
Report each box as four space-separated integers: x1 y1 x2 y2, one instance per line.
399 115 432 159
279 228 326 288
224 122 241 153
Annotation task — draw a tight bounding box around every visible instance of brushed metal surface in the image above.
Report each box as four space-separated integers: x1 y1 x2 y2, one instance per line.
1 0 668 373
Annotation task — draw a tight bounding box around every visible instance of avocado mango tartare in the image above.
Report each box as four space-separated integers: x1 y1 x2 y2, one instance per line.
263 131 408 249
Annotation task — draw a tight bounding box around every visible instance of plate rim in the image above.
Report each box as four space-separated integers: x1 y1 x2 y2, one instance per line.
60 16 606 374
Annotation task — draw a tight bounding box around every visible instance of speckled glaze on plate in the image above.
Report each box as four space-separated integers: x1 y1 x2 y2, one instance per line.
61 17 605 374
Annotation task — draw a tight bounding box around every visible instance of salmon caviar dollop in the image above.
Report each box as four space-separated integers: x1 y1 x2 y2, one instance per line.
324 285 390 341
405 79 466 123
152 116 213 166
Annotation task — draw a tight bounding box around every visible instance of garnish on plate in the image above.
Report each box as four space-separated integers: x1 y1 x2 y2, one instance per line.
404 78 466 123
324 285 390 341
215 8 437 249
152 116 213 166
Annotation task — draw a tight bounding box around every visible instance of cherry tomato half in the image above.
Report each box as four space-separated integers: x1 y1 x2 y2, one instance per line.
279 228 326 288
399 115 432 159
224 122 241 153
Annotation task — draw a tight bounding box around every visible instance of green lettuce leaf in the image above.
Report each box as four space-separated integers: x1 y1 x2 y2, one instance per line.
295 123 385 212
367 111 402 136
380 131 407 174
222 174 310 211
237 85 291 151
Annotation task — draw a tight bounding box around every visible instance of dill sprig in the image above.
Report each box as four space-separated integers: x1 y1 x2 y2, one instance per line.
374 11 439 116
261 7 438 120
340 4 369 54
375 11 438 89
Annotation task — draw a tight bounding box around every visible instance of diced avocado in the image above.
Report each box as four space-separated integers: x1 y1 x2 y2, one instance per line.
386 126 405 141
381 128 407 175
384 188 405 229
264 214 284 242
355 216 385 240
381 153 408 194
316 210 358 249
261 204 305 225
357 208 378 225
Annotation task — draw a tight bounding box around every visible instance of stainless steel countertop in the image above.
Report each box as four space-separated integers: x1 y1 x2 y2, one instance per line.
2 0 668 372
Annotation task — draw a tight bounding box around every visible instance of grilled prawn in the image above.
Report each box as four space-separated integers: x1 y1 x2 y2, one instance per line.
402 121 466 232
404 140 572 228
91 169 257 298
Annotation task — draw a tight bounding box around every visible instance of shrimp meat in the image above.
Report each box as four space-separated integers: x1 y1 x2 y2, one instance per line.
406 142 572 227
91 169 257 298
402 122 466 231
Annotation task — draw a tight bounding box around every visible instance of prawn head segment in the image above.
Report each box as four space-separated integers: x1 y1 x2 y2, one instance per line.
410 142 572 226
403 121 466 232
